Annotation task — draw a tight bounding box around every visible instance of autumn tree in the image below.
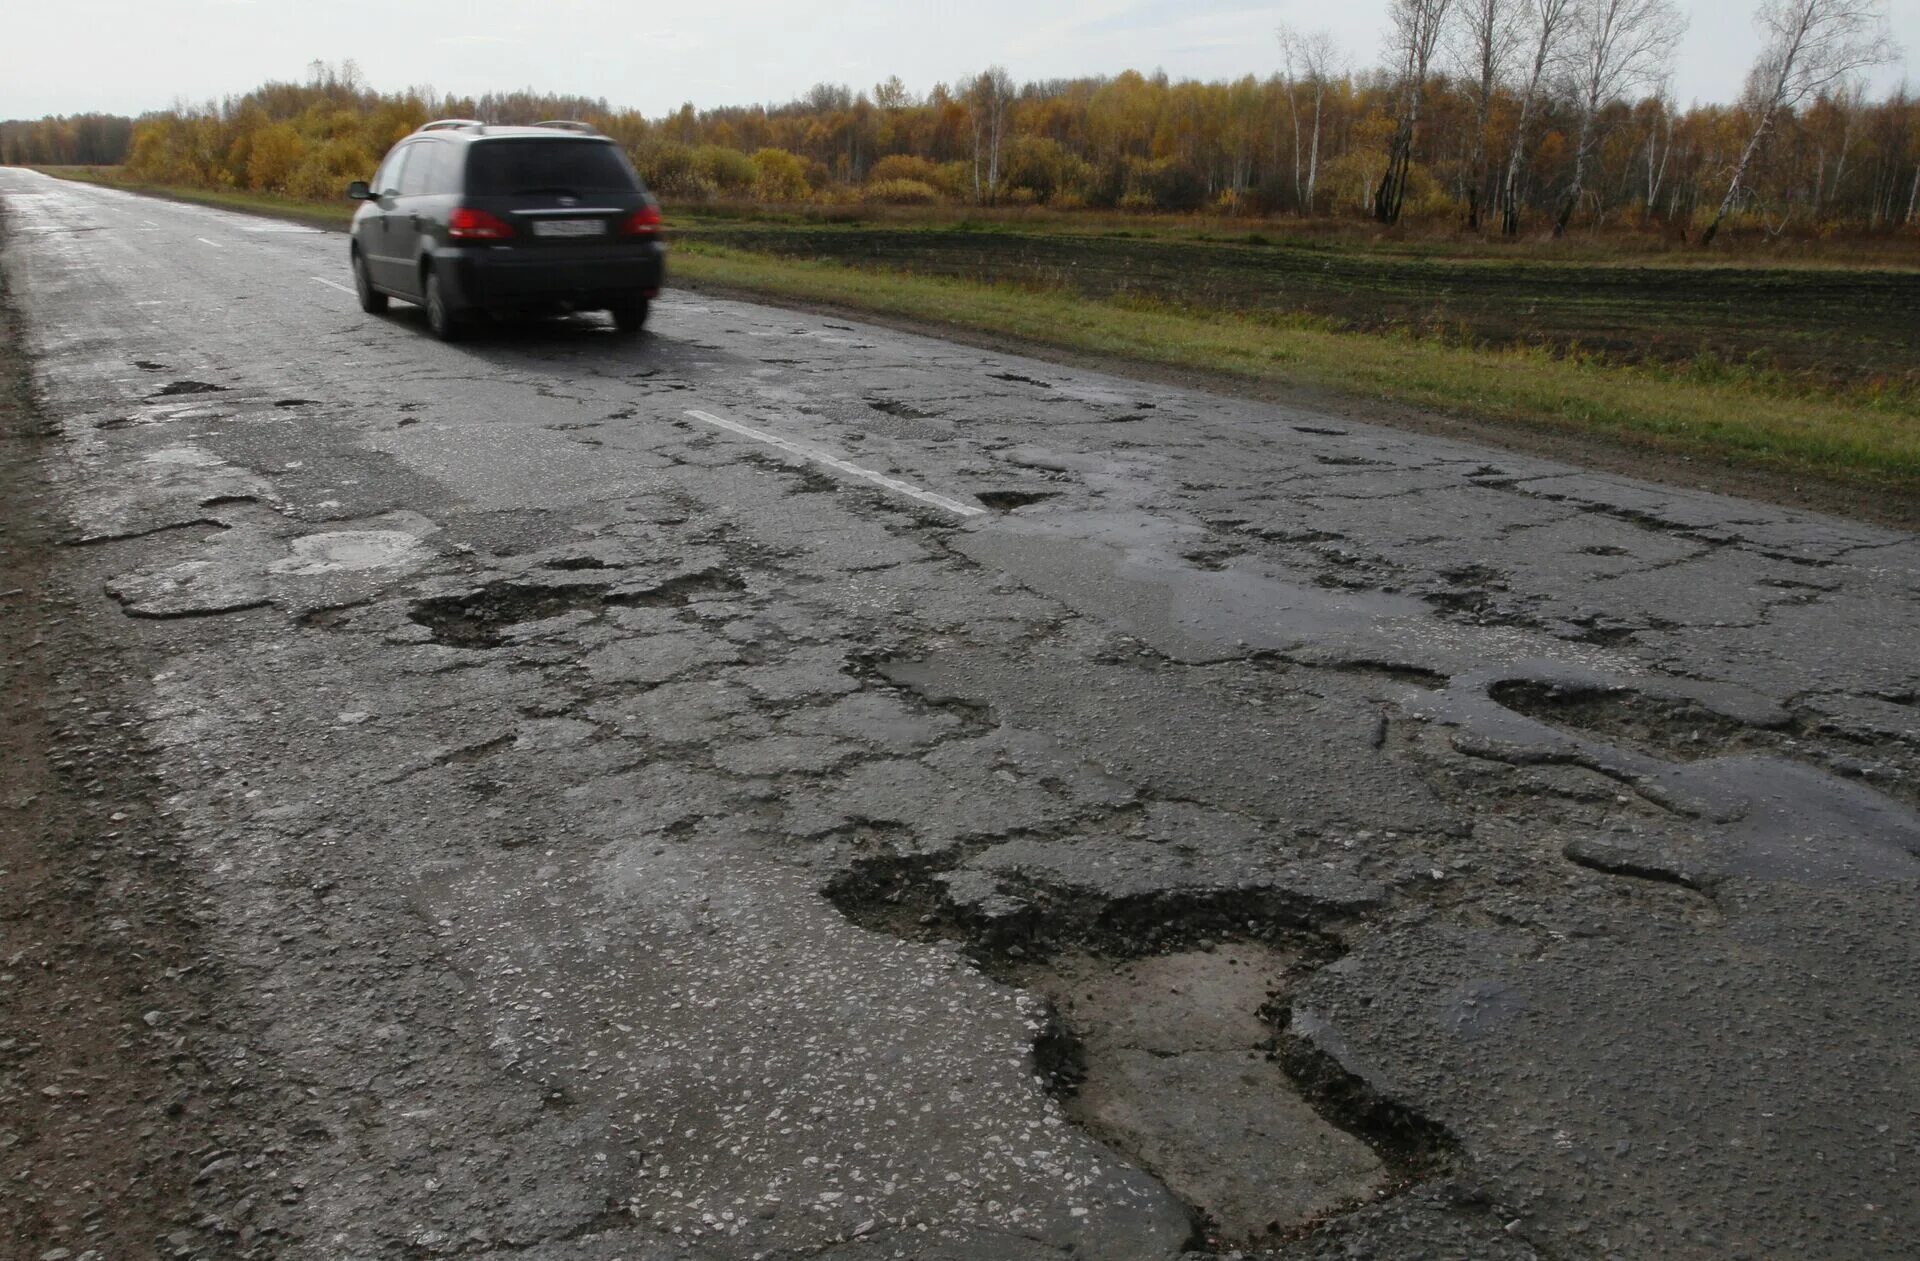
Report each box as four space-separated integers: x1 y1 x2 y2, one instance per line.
1554 0 1685 235
964 67 1016 203
1450 0 1523 227
1376 0 1455 224
1701 0 1898 244
1279 26 1343 213
1500 0 1576 234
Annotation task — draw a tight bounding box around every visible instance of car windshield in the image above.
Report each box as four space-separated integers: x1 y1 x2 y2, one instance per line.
464 140 640 196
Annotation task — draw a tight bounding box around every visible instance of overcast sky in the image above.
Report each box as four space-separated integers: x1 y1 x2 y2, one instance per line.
2 0 1914 121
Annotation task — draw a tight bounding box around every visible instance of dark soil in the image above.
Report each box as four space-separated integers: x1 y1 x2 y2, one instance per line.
682 222 1920 389
0 211 223 1261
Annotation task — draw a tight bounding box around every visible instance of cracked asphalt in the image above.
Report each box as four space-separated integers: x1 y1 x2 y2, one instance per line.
2 167 1918 1261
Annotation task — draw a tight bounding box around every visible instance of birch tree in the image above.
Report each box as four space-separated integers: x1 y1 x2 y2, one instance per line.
1375 0 1455 225
1500 0 1575 235
1554 0 1686 236
1279 26 1342 214
1700 0 1897 244
1450 0 1523 228
963 67 1016 205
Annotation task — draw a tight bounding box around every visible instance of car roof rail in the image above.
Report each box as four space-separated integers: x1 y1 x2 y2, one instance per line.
417 118 486 134
532 120 601 135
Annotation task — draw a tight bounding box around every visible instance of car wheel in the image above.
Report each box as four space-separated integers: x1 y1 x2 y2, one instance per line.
352 250 387 314
611 296 650 335
424 271 462 342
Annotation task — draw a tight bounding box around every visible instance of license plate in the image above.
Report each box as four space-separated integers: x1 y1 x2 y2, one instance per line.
531 219 606 238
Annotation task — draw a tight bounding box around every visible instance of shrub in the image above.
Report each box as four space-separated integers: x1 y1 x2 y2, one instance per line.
286 135 374 201
869 154 938 184
693 144 757 195
751 147 810 201
998 135 1090 204
863 177 941 205
246 123 306 193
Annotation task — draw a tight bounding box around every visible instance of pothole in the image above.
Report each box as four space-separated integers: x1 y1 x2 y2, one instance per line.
1490 680 1779 764
407 568 744 648
975 490 1060 511
1490 679 1920 810
268 531 431 576
866 397 936 420
1023 947 1396 1249
149 380 228 398
820 844 1453 1246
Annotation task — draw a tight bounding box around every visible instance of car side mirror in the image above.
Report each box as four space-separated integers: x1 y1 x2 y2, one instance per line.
346 181 371 201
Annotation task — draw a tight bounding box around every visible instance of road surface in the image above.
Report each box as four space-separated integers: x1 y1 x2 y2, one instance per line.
3 166 1918 1261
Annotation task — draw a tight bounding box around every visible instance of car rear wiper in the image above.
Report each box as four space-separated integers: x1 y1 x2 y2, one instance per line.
512 185 584 197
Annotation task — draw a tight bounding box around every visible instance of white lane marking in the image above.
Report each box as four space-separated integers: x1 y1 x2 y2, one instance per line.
684 409 984 518
195 236 223 248
310 276 357 296
142 219 159 227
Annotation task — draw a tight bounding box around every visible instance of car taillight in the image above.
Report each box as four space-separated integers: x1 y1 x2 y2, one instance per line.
619 203 663 236
448 208 514 240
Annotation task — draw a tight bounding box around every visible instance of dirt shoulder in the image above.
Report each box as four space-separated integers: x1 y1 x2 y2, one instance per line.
0 210 225 1261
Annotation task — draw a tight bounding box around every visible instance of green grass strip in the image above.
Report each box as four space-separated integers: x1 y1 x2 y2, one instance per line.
673 242 1919 490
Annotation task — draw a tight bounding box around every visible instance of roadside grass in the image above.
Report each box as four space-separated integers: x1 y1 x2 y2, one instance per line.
674 241 1920 491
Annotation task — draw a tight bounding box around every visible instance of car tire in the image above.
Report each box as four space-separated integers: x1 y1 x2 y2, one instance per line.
352 250 387 314
424 270 462 342
611 296 650 335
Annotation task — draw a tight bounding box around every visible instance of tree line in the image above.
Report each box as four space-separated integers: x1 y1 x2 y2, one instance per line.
3 0 1914 239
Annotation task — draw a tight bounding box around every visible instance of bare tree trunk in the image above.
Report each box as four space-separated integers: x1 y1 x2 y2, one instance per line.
1456 0 1516 230
1644 110 1671 220
1907 161 1920 224
1376 0 1452 225
1555 111 1594 236
1288 86 1303 210
1306 84 1324 212
1701 107 1775 245
1501 0 1573 237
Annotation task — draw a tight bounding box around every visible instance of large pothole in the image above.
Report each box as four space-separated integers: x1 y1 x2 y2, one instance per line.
821 839 1456 1250
1023 946 1393 1248
407 567 744 648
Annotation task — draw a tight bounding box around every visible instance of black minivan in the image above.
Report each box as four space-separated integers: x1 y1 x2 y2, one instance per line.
347 120 664 340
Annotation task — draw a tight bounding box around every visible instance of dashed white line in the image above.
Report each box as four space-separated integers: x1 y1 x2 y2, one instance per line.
195 236 223 248
684 408 984 518
310 276 358 296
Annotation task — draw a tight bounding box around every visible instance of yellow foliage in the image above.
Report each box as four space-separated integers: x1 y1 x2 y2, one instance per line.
751 148 810 201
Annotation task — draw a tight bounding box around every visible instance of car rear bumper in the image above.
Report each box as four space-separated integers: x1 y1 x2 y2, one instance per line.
434 242 665 312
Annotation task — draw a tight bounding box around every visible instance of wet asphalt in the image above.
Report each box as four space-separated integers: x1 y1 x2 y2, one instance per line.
2 166 1918 1261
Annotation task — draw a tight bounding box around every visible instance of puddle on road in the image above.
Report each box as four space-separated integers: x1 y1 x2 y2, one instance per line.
268 530 433 576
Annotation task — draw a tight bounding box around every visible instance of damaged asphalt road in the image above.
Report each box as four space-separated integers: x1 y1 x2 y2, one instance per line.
1 166 1917 1261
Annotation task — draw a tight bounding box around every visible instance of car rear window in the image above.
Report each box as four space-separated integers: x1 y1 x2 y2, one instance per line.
464 140 641 196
